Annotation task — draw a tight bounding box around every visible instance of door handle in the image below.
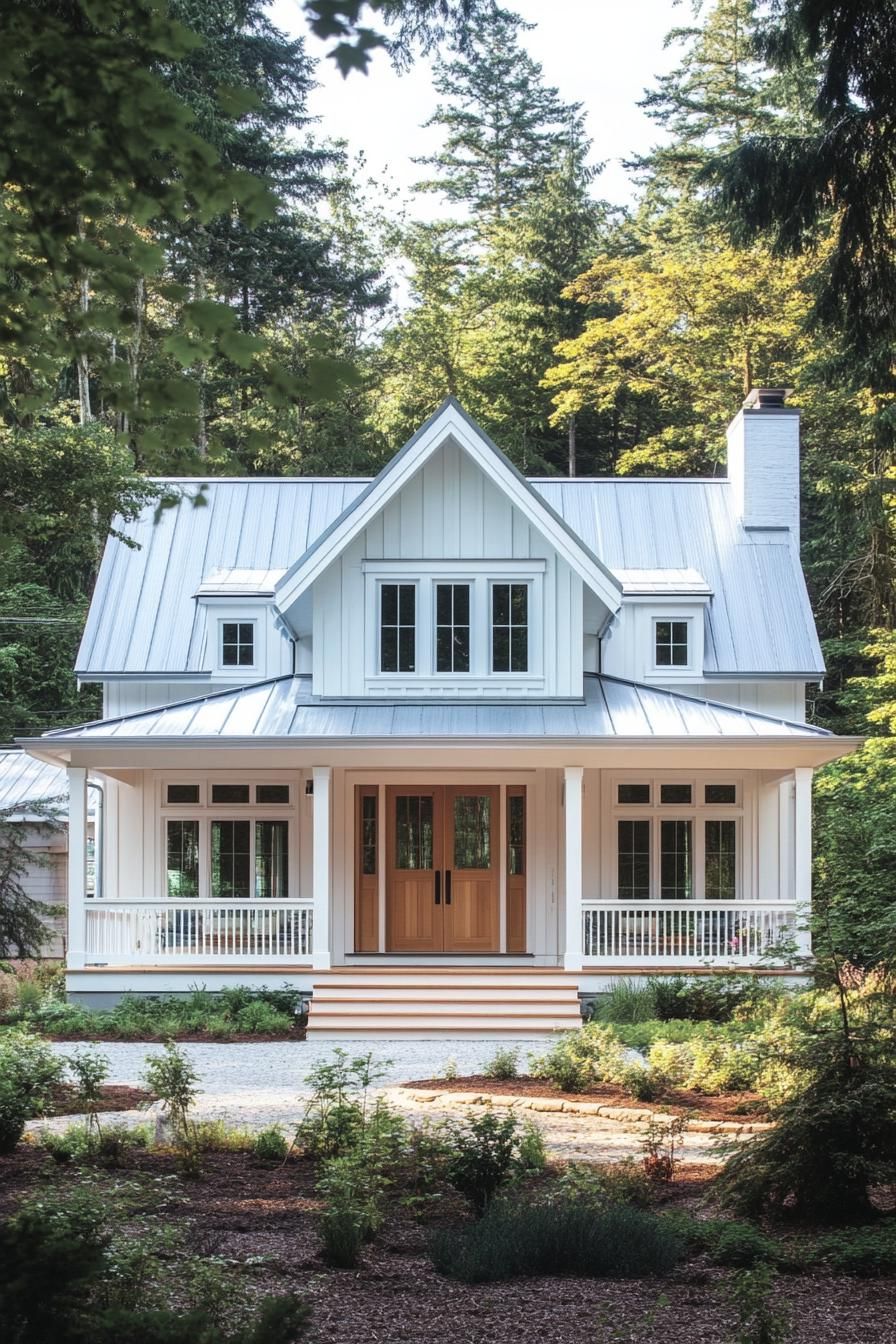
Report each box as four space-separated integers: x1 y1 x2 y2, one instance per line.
445 870 452 905
435 870 441 905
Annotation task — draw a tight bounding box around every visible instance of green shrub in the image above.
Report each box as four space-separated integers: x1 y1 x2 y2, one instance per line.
725 1265 790 1344
710 1221 777 1267
482 1046 519 1080
0 1077 28 1152
253 1126 289 1162
191 1120 253 1153
430 1199 684 1282
514 1120 546 1173
40 1122 150 1166
620 1064 659 1102
648 1038 694 1087
592 979 657 1024
41 1124 93 1164
0 1029 65 1116
814 1224 896 1276
443 1111 521 1213
235 1001 294 1035
529 1024 627 1094
551 1160 653 1211
295 1050 390 1159
647 974 771 1024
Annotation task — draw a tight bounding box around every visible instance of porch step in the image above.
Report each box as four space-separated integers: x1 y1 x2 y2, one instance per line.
305 967 582 1038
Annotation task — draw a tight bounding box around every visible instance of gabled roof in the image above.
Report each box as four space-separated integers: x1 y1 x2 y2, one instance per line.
273 399 623 621
0 749 94 821
34 674 838 746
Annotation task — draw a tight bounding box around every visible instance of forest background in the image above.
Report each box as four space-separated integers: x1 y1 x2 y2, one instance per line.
2 0 894 963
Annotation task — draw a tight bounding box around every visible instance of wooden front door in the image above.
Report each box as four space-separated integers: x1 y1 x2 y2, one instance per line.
385 786 500 953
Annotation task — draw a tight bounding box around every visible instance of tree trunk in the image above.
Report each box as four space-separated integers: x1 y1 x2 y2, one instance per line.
568 414 577 477
76 215 92 425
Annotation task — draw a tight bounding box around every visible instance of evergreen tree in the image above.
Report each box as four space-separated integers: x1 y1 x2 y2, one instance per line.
414 6 583 224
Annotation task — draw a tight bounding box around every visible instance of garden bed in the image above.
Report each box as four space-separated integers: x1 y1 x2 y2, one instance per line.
403 1075 769 1123
47 1083 154 1116
1 1145 895 1344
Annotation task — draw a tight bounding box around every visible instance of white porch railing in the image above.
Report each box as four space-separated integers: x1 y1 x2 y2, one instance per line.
85 902 313 964
582 901 797 965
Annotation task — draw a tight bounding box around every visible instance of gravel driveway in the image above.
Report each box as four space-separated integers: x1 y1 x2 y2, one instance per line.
39 1039 736 1163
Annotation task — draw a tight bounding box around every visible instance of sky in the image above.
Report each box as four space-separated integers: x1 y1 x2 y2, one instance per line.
266 0 684 210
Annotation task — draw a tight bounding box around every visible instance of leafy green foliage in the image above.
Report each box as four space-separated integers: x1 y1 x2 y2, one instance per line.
0 1029 65 1117
252 1125 289 1162
529 1024 628 1094
430 1198 685 1282
813 1222 896 1277
550 1160 653 1212
482 1046 519 1080
0 801 63 956
295 1048 390 1159
725 1264 791 1344
442 1110 524 1213
711 1221 778 1268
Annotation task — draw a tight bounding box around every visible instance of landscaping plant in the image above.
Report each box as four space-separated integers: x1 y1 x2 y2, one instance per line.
725 1265 791 1344
67 1047 111 1149
443 1110 525 1213
430 1198 685 1282
141 1042 201 1174
482 1045 519 1080
641 1114 688 1184
294 1049 391 1160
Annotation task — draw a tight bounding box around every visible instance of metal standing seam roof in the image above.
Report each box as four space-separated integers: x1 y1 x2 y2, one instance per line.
0 750 73 819
40 674 834 743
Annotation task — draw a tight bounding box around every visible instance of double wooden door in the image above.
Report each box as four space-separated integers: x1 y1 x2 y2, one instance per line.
386 785 500 953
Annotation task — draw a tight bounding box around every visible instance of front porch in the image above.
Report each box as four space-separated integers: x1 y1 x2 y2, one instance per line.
62 759 815 1007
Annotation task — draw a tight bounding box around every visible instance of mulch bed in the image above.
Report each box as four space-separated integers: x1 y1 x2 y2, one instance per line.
403 1075 769 1122
1 1147 895 1343
48 1083 154 1116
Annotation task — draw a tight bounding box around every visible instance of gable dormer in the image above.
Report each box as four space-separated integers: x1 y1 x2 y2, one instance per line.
273 401 622 699
194 569 291 683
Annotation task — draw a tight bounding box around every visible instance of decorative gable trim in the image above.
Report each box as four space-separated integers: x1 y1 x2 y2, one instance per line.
273 399 623 626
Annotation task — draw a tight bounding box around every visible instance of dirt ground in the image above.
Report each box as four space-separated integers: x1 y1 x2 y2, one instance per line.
3 1145 896 1344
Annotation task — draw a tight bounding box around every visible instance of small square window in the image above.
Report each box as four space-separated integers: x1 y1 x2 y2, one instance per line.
256 785 290 804
221 622 255 668
660 783 692 805
655 619 689 668
211 784 251 804
618 783 651 804
705 784 737 805
166 784 200 805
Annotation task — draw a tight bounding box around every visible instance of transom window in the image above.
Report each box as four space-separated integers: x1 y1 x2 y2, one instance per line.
435 583 470 673
654 619 689 668
381 583 416 672
492 582 528 672
613 778 741 902
221 621 255 667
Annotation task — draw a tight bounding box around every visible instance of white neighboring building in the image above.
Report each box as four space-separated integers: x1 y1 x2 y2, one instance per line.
22 394 861 1032
0 751 97 958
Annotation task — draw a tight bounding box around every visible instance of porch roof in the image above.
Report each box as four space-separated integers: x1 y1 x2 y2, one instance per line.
31 674 837 746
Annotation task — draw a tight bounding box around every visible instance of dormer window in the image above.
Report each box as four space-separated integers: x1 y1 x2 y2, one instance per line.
654 618 689 669
492 582 529 673
221 621 255 668
380 583 416 672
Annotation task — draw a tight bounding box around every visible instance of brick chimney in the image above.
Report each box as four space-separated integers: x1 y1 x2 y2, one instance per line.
726 387 800 542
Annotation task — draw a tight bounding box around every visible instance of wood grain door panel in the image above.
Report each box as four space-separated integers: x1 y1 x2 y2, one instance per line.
386 788 442 953
443 786 500 952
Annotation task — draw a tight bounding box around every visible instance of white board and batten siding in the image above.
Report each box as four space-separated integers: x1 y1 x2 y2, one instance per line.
311 440 584 699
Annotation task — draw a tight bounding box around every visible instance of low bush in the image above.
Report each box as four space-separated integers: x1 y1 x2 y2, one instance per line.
0 1029 65 1116
648 974 779 1025
619 1064 660 1102
551 1160 653 1211
40 1122 151 1166
529 1024 627 1094
515 1120 547 1173
591 979 657 1024
191 1120 254 1153
443 1111 522 1213
430 1199 684 1282
253 1126 289 1162
482 1046 519 1081
0 1076 28 1152
295 1050 390 1159
814 1223 896 1277
710 1221 778 1268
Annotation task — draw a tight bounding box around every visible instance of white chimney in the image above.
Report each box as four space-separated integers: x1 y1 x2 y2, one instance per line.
726 388 800 542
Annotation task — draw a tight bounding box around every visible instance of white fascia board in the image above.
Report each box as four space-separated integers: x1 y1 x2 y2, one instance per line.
273 401 623 620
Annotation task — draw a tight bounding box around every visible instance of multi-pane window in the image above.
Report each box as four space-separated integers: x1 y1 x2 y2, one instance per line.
618 819 651 900
381 584 416 672
492 583 528 672
654 619 689 667
162 780 294 900
166 820 199 899
613 779 740 901
221 622 255 667
435 583 471 673
705 819 737 900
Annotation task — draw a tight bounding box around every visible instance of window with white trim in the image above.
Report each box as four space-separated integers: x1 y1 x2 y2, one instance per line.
380 583 416 672
435 582 471 672
612 778 741 901
491 582 529 672
653 618 689 668
162 780 295 900
221 621 255 668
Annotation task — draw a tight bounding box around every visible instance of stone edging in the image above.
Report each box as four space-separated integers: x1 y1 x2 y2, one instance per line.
387 1086 773 1135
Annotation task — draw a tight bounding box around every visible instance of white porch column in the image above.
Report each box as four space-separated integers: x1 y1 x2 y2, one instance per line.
793 766 813 956
67 767 88 969
311 766 332 969
563 766 584 971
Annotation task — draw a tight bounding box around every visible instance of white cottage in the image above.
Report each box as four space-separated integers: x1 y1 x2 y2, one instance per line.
22 395 860 1034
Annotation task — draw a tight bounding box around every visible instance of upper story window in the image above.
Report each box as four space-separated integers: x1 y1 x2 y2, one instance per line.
654 619 689 668
435 583 470 673
492 582 528 673
221 621 255 668
380 583 416 672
